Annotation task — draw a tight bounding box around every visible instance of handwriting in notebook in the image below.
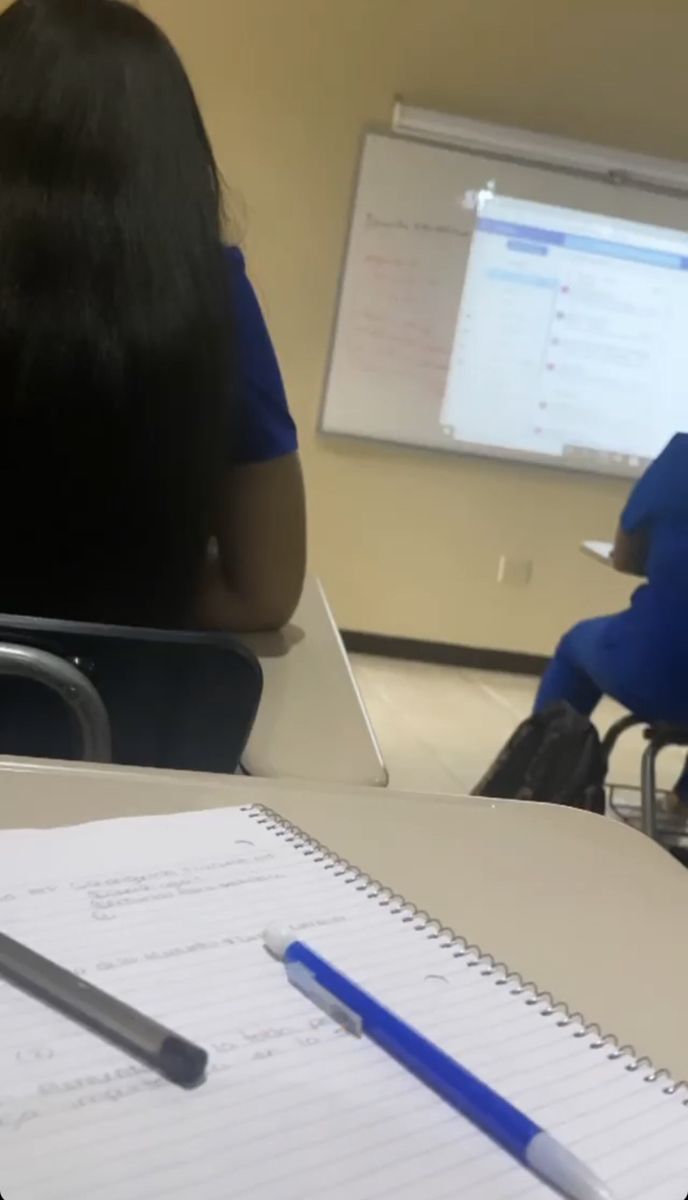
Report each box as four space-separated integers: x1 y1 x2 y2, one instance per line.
0 806 685 1200
0 821 359 1156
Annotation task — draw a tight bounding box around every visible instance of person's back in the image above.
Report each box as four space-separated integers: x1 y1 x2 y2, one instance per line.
0 0 231 627
619 432 688 633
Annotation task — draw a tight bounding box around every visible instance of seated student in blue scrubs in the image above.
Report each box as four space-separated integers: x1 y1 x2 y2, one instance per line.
536 435 688 780
0 0 305 633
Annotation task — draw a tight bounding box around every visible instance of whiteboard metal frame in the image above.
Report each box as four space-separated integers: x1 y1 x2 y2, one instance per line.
318 125 378 443
318 126 688 480
392 102 688 196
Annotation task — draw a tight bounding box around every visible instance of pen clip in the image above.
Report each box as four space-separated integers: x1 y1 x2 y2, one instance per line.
286 961 363 1037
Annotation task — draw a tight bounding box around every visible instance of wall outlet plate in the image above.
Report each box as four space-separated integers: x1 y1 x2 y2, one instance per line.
497 556 533 586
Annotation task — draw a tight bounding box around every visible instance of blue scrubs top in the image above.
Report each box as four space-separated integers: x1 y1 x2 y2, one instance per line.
223 246 298 464
586 432 688 721
621 433 688 622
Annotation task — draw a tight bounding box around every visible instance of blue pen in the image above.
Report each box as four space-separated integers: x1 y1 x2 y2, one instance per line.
264 929 614 1200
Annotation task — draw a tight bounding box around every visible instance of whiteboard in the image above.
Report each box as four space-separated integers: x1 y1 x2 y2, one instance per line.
321 131 688 473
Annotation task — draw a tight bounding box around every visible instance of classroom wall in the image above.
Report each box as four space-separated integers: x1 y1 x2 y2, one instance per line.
153 4 688 650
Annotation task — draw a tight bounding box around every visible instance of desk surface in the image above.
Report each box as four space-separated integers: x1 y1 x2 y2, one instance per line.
239 575 386 786
581 539 614 565
0 756 685 1083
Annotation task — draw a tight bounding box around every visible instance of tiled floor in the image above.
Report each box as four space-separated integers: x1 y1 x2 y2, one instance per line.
349 652 687 801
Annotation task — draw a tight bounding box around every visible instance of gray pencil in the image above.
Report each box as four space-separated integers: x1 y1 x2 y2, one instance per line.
0 930 208 1088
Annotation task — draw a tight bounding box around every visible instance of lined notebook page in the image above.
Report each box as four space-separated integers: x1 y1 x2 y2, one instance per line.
0 806 685 1200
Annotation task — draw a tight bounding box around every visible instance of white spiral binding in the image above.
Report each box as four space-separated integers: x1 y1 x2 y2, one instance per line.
246 803 688 1103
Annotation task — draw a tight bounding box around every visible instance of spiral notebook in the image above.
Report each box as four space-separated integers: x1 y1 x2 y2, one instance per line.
0 803 687 1200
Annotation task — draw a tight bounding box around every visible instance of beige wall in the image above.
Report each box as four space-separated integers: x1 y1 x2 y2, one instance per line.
148 1 686 653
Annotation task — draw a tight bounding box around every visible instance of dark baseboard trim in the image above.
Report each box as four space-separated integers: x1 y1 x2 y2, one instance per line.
341 630 548 677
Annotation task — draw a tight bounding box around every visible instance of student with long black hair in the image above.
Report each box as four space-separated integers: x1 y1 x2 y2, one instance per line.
0 0 305 631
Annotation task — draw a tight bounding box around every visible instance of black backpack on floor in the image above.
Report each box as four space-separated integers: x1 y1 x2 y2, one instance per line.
472 701 607 814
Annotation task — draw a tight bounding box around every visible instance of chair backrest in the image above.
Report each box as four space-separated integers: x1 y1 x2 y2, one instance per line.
0 614 263 774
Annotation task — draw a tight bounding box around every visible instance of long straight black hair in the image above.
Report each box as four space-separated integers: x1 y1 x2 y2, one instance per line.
0 0 231 624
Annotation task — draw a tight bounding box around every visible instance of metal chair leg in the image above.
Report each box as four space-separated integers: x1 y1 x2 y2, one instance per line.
640 740 659 840
601 714 644 761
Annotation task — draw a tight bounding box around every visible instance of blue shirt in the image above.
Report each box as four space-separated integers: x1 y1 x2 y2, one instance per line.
223 246 297 464
621 433 688 617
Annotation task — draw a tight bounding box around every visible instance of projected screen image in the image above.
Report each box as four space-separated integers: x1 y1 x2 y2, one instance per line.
441 195 688 475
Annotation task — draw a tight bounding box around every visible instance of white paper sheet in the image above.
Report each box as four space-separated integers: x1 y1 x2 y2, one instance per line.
0 806 685 1199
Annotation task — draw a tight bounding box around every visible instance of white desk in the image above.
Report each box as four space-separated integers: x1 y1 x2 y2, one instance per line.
239 575 387 786
0 756 686 1082
581 539 613 565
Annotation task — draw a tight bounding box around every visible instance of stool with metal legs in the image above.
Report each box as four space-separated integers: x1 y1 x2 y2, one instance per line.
603 716 688 841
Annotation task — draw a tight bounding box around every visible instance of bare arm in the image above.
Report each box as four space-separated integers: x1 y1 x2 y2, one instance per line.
612 523 649 577
194 452 306 632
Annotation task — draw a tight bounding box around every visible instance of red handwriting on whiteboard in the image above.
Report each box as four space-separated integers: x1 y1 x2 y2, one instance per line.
347 252 454 394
